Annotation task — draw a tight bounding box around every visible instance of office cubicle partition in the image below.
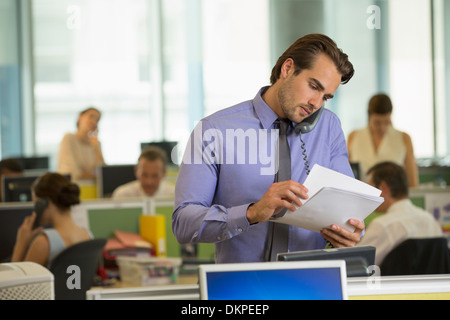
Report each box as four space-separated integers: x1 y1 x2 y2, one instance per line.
71 198 215 260
0 202 34 262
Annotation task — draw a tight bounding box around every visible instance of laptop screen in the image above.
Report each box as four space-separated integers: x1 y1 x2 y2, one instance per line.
198 260 347 300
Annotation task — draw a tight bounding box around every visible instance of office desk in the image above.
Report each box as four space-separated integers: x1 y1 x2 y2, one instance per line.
86 273 450 300
347 274 450 299
87 273 199 300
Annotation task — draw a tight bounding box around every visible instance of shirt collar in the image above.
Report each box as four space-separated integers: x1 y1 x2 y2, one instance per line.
253 86 280 129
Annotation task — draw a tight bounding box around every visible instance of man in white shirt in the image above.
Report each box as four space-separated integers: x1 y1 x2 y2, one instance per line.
112 146 175 199
357 161 443 266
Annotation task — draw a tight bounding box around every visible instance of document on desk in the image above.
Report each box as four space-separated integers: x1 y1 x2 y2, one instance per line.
271 164 384 233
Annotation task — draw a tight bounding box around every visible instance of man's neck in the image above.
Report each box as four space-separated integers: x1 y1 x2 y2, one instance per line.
261 85 284 118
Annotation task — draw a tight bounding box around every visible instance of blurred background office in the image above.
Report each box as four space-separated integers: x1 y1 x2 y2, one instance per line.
1 0 450 185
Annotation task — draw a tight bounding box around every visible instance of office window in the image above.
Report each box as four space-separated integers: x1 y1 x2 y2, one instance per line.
12 0 450 166
31 0 270 167
202 0 271 116
388 0 434 158
327 0 434 159
161 0 270 159
32 0 164 167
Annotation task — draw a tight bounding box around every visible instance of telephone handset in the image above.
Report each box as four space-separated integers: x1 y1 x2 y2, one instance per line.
293 107 324 175
33 198 48 229
294 106 324 135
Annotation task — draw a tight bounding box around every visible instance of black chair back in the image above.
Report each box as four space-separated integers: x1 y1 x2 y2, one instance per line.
49 238 106 300
380 237 450 276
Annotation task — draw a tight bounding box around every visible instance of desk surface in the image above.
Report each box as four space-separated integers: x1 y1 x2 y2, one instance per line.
87 273 450 300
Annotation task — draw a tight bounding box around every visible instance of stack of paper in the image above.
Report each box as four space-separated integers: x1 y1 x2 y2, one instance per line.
272 164 384 233
104 230 153 258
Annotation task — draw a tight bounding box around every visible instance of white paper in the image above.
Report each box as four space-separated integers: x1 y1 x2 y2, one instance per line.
272 164 384 232
302 164 382 203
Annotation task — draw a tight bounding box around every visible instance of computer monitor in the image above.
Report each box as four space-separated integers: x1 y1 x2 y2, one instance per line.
0 202 34 262
198 260 348 300
12 156 49 171
1 175 40 202
277 246 376 277
1 174 71 203
140 141 178 167
96 164 136 198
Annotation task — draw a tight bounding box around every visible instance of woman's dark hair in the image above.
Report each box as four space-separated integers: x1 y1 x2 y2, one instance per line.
270 33 354 85
367 161 409 198
32 172 80 211
368 93 393 116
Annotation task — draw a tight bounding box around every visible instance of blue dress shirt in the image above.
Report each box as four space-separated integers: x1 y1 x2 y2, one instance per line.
172 87 353 263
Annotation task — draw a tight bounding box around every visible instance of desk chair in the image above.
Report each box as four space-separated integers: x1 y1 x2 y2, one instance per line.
380 237 450 276
49 238 107 300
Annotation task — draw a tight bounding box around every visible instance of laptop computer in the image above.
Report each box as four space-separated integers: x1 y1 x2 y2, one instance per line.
198 260 348 300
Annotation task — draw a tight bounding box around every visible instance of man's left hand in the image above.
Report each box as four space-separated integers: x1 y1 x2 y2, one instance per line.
320 218 365 248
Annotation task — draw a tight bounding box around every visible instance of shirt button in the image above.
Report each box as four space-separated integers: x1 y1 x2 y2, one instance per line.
217 236 221 241
237 227 243 232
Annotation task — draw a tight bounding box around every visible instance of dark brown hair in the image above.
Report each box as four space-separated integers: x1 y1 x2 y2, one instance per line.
368 93 393 116
270 33 354 85
367 161 409 198
76 106 101 128
32 172 80 210
0 158 23 173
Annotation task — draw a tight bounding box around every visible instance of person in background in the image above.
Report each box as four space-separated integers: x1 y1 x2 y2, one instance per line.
57 107 105 181
347 93 419 187
357 161 442 266
11 172 92 268
112 146 175 199
0 158 24 201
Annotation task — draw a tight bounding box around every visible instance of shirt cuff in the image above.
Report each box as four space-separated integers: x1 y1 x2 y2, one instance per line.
226 203 252 235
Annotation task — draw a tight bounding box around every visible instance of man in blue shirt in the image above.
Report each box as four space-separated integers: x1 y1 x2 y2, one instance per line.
173 33 365 263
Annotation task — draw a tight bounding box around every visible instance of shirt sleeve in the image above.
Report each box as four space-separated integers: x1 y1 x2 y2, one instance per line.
329 112 354 177
357 220 392 266
172 120 251 244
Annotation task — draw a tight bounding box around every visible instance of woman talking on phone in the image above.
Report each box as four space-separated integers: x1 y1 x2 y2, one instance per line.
57 107 105 181
11 173 92 267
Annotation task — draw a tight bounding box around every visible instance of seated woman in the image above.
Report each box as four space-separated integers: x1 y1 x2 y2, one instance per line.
57 107 105 181
11 173 92 268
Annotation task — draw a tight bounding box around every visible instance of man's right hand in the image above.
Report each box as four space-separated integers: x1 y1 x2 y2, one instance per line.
246 180 309 224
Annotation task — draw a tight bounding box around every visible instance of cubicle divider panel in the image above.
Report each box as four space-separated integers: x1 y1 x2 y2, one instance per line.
154 205 215 260
76 199 215 260
88 208 142 239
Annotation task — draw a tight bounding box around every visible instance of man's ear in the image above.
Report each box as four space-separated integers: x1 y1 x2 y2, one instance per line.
378 180 390 194
280 58 295 79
